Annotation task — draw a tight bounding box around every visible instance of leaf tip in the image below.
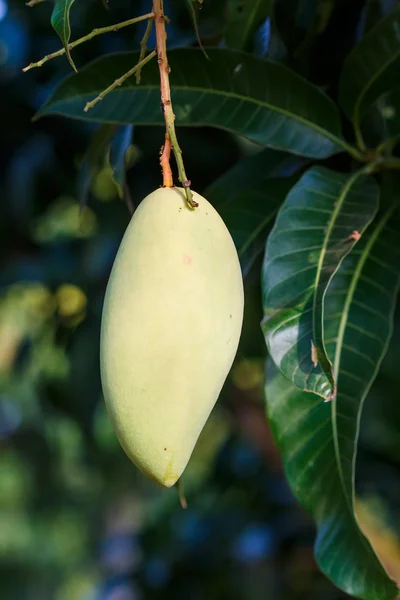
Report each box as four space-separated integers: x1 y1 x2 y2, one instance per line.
324 381 337 402
67 52 78 73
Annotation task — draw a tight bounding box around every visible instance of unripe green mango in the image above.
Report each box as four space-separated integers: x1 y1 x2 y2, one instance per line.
100 187 244 487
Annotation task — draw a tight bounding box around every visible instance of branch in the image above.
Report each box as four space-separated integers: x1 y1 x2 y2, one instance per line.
84 50 157 112
23 13 154 72
136 17 153 84
153 0 197 208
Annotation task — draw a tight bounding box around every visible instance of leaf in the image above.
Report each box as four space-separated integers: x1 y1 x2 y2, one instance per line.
78 124 133 206
339 7 400 132
265 19 288 63
225 0 272 51
205 146 306 206
205 147 305 274
107 124 133 199
185 0 209 59
35 47 348 159
361 87 400 148
218 177 298 276
262 166 379 401
273 0 319 52
291 0 335 71
265 202 400 599
357 0 399 37
77 124 117 208
51 0 77 72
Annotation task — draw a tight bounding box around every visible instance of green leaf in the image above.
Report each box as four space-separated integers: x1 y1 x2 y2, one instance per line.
339 6 400 134
185 0 209 59
205 146 306 206
273 0 318 53
78 124 133 205
359 0 398 36
205 147 304 274
225 0 271 51
361 87 400 148
219 177 298 276
51 0 77 72
36 48 348 159
77 124 117 208
262 167 379 401
108 125 133 199
265 202 400 599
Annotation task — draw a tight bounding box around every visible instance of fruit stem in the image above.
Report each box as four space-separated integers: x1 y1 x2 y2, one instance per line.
153 0 198 208
160 133 173 187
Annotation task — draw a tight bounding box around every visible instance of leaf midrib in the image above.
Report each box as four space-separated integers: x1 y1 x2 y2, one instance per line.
52 0 76 71
53 0 73 42
44 84 348 152
331 203 398 530
311 170 366 400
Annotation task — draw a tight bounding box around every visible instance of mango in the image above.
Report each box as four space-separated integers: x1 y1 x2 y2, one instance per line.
100 187 244 487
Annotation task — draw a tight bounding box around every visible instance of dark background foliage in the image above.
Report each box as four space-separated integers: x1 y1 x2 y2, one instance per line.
1 1 400 599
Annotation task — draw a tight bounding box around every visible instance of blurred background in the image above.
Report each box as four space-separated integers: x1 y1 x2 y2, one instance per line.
1 0 400 598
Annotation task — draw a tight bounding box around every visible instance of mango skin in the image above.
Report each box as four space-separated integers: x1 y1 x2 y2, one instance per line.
100 187 244 487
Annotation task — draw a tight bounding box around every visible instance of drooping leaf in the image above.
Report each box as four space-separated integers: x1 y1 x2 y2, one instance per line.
290 0 335 74
51 0 77 72
253 15 271 57
78 124 133 206
265 202 400 599
218 177 298 276
265 18 288 63
36 47 348 159
205 146 306 206
77 124 117 208
357 0 399 37
205 148 304 274
262 167 379 401
273 0 319 53
225 0 272 51
339 7 400 134
185 0 209 59
361 87 400 148
107 124 133 199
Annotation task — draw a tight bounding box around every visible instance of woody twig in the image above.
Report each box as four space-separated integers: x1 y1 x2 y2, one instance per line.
23 13 154 72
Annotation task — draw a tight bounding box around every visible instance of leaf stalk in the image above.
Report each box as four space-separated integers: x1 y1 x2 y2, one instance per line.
136 17 154 84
